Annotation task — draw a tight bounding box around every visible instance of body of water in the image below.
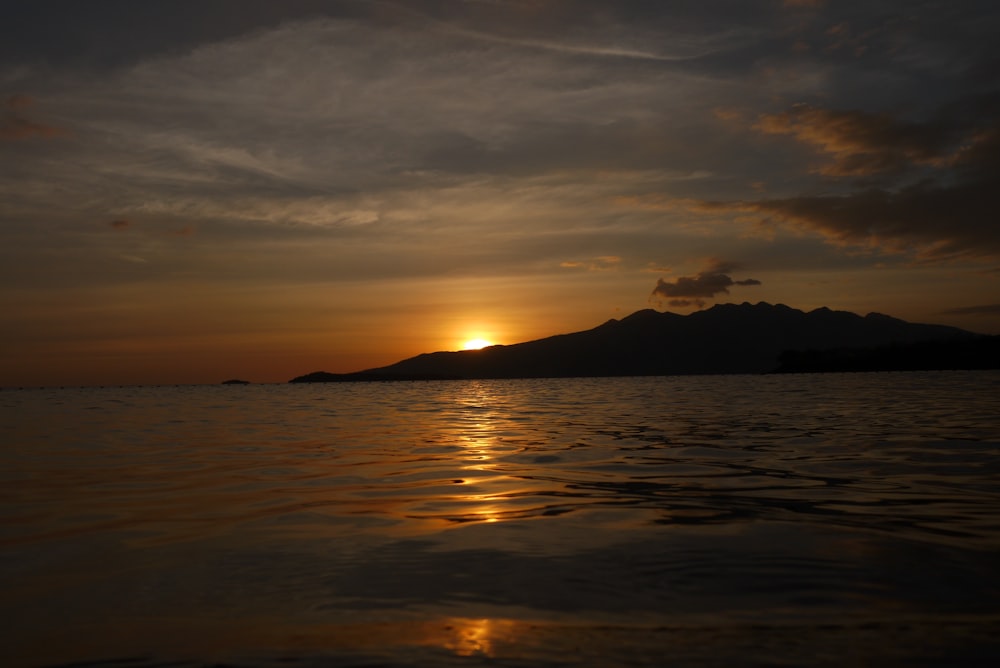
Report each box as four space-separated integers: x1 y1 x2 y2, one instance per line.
2 372 999 666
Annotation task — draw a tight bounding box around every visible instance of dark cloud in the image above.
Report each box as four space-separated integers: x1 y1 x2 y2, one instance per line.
694 100 1000 259
661 298 705 308
755 104 957 177
1 0 997 349
0 0 768 71
651 260 761 308
0 1 369 69
696 180 999 259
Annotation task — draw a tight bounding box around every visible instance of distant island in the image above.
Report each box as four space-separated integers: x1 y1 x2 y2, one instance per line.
290 302 997 382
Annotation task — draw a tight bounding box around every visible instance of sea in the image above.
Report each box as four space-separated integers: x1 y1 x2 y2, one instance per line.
2 372 999 667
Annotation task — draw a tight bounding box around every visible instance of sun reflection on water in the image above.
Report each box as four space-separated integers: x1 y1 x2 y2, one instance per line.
441 617 505 656
449 382 540 523
447 381 519 524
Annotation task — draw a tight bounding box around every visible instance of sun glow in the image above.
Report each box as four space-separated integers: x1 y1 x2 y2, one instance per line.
461 338 493 350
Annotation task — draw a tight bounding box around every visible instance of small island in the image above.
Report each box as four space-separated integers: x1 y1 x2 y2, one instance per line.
221 379 251 385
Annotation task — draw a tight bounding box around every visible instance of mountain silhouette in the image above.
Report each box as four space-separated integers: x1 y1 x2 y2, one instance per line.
290 302 984 382
773 336 1000 373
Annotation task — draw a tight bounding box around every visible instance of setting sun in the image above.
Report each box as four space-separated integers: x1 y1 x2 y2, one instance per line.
461 338 494 350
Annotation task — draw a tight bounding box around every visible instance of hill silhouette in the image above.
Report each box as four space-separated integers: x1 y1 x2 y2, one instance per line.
773 336 1000 373
290 302 984 382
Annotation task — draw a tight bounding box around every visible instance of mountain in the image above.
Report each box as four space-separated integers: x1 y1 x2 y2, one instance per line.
772 336 1000 373
289 302 982 382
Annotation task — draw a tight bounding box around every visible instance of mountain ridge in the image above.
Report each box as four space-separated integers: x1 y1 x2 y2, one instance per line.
290 302 987 382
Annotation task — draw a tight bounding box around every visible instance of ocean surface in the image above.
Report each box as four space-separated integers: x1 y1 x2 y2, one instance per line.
2 372 999 667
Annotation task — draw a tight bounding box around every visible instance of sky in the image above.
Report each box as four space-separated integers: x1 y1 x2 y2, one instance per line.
2 0 999 387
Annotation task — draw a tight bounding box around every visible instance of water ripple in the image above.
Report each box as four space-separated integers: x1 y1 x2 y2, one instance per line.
2 372 999 666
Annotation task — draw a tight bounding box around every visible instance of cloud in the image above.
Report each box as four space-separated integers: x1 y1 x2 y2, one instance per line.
2 4 997 303
560 256 621 271
0 95 66 141
109 219 131 230
942 303 1000 315
651 260 761 308
418 13 697 63
6 94 33 109
693 116 1000 258
694 183 999 259
754 104 957 177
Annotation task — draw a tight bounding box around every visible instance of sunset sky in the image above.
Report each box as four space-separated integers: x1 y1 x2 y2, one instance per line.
2 0 998 387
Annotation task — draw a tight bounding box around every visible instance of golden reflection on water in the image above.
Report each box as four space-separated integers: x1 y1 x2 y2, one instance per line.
309 616 522 660
441 617 515 656
450 381 515 525
6 615 527 666
13 611 995 668
238 617 520 659
5 377 1000 666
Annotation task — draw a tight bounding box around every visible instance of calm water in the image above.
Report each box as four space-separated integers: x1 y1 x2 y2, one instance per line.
2 372 999 667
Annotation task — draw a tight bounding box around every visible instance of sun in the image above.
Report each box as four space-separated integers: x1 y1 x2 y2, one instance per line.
461 338 493 350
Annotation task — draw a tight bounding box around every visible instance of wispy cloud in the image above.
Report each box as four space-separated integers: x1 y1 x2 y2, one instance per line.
691 179 1000 260
0 94 66 140
3 1 1000 384
688 99 1000 259
755 104 958 176
560 256 621 271
942 303 1000 316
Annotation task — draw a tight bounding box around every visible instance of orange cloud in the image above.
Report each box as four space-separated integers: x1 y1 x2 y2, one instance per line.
694 102 1000 258
1 95 67 141
755 104 956 176
560 256 620 271
109 219 131 230
696 103 999 257
712 107 742 122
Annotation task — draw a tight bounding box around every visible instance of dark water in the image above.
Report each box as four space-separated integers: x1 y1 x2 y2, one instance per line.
2 372 999 667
